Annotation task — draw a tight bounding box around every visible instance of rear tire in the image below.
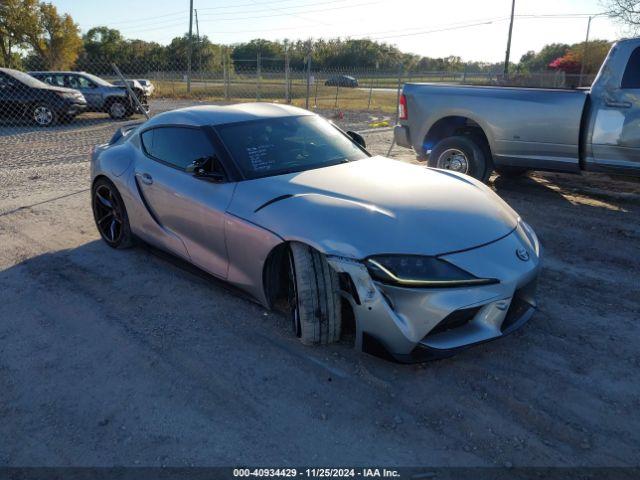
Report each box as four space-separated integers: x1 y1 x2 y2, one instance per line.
429 136 491 182
288 242 341 345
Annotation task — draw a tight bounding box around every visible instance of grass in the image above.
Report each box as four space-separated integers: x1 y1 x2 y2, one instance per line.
151 77 400 113
148 70 505 113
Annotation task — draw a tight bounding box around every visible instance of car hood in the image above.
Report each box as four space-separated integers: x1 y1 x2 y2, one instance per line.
228 156 519 258
44 85 83 95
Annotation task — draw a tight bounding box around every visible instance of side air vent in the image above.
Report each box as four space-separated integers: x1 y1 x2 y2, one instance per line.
254 194 294 213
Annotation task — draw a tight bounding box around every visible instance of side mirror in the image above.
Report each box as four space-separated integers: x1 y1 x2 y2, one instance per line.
347 130 366 149
186 156 225 182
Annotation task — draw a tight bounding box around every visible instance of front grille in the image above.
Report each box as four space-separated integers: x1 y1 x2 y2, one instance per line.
427 306 481 337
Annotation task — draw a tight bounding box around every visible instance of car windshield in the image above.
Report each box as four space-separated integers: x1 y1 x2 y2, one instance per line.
215 115 369 179
82 72 112 86
6 70 49 88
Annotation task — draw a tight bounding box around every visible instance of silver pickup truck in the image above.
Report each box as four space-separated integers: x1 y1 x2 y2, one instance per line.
394 37 640 181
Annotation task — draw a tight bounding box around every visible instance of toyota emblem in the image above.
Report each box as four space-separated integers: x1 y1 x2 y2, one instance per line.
516 248 530 261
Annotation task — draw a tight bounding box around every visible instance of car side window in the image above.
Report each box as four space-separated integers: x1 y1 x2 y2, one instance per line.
0 73 16 89
141 127 216 171
44 74 65 87
621 47 640 89
67 75 93 89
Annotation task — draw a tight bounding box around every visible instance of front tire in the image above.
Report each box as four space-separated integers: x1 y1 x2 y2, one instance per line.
288 242 341 345
429 136 491 182
108 100 130 120
92 178 135 249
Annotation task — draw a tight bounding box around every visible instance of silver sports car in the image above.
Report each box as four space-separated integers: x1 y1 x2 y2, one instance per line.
91 103 541 362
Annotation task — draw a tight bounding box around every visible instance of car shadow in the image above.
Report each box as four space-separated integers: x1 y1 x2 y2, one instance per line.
491 170 640 213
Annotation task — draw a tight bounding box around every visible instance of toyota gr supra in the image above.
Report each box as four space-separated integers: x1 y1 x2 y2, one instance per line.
90 103 541 362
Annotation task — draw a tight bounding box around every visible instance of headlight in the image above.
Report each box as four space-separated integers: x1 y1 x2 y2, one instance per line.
518 219 540 256
366 255 498 288
57 92 82 100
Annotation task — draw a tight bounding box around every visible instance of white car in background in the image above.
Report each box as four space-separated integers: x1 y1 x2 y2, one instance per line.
136 79 155 96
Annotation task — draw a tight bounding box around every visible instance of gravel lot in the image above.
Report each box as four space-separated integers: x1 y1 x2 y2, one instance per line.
0 101 639 468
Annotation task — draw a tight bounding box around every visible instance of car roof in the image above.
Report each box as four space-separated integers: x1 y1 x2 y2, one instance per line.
143 103 314 127
0 67 21 75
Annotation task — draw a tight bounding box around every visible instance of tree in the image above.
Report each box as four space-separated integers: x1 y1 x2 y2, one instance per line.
548 40 612 75
25 2 82 69
231 39 284 70
604 0 640 32
82 27 125 63
0 0 40 67
518 43 570 72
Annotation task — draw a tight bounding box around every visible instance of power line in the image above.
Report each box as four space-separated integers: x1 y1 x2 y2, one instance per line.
117 0 381 31
113 10 608 43
199 0 350 13
91 10 185 27
111 0 353 30
366 19 508 41
245 0 331 26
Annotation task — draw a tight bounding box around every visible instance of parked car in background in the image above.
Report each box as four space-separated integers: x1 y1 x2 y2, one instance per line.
91 103 540 362
0 67 86 127
325 75 358 88
136 79 155 96
394 37 640 181
29 71 142 120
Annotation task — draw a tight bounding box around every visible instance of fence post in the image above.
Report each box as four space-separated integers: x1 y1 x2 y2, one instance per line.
256 52 261 101
367 66 376 110
305 50 312 109
394 63 403 123
223 49 229 101
112 63 149 120
285 48 290 103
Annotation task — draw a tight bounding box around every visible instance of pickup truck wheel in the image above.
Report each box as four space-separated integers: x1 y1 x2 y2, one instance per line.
429 136 490 182
288 242 341 345
495 166 529 178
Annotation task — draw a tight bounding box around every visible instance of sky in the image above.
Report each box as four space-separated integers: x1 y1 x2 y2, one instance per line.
50 0 624 62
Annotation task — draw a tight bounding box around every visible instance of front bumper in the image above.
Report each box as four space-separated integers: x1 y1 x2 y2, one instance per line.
59 100 87 116
329 223 541 362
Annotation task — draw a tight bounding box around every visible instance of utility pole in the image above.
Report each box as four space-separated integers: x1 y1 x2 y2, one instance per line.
187 0 194 93
503 0 516 81
195 8 202 74
579 16 592 88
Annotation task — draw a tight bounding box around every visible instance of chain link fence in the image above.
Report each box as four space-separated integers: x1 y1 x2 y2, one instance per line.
0 58 597 213
1 57 598 130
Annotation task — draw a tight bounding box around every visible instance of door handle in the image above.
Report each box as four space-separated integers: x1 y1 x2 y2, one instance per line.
139 173 153 185
605 99 632 109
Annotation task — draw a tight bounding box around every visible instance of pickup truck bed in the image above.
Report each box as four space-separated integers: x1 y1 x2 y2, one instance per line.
394 38 640 181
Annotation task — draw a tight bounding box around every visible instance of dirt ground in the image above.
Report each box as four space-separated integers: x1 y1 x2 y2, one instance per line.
0 102 639 468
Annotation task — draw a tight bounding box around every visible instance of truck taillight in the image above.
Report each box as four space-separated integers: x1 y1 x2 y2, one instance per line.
399 94 408 120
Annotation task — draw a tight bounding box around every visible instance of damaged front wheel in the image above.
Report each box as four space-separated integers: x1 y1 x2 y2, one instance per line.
288 242 342 345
